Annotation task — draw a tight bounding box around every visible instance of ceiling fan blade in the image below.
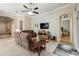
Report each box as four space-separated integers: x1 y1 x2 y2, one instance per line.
23 5 28 9
33 11 39 14
33 7 38 10
21 10 28 12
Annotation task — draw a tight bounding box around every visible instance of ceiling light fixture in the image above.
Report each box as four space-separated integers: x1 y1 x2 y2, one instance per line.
27 11 33 15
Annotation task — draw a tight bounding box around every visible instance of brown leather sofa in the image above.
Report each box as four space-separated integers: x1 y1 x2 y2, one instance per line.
14 30 48 55
14 30 37 50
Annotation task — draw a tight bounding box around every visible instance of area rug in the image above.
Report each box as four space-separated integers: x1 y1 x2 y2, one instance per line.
53 44 79 56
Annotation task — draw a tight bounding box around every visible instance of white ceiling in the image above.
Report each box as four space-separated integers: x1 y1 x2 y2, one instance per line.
36 3 71 13
0 3 71 15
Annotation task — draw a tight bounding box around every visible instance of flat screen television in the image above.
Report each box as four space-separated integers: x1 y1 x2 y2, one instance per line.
40 23 49 29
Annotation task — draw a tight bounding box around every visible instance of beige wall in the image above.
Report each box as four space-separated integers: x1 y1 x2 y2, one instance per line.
31 4 76 45
0 9 31 37
14 14 31 31
23 15 31 30
0 10 16 37
54 4 75 42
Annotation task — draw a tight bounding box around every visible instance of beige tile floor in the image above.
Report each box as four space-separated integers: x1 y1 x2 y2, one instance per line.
0 37 59 56
60 36 72 45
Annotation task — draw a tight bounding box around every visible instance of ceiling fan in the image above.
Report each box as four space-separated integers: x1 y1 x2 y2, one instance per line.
20 3 39 15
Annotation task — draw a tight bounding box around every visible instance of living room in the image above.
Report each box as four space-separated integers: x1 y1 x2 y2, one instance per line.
0 3 79 56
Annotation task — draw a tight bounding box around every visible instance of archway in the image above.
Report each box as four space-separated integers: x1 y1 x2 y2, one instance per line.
0 16 14 38
59 14 73 45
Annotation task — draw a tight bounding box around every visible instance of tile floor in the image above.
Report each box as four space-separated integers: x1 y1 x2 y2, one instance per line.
0 37 59 56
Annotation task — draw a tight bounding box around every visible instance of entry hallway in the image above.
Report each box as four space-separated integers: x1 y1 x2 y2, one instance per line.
0 37 58 56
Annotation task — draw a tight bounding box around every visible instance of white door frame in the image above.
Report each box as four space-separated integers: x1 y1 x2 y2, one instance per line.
59 14 73 44
77 11 79 48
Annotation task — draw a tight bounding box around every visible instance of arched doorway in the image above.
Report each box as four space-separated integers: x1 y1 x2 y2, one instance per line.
0 16 13 38
59 14 73 45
